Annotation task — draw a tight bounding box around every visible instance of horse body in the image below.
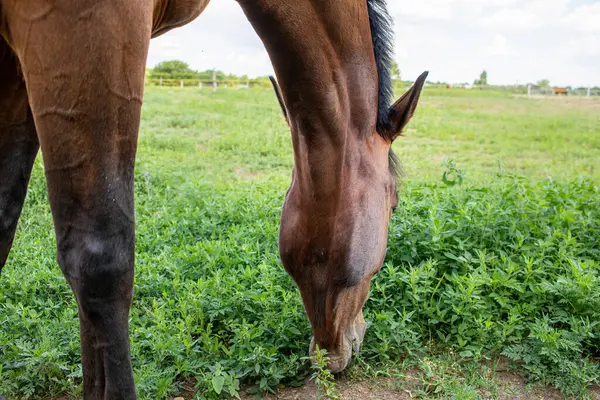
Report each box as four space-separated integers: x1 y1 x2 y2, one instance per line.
0 0 426 397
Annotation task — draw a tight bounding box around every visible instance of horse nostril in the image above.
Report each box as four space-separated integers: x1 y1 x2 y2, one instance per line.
352 338 362 355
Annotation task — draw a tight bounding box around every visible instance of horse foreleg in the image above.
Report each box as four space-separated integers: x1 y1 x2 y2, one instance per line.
2 1 153 398
0 39 39 271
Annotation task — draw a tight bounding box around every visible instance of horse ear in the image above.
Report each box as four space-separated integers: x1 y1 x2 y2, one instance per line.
385 71 428 141
269 76 289 125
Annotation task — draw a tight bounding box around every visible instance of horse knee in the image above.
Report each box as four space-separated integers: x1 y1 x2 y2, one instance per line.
57 230 134 307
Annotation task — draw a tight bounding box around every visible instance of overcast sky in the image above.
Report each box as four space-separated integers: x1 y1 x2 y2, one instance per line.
147 0 600 87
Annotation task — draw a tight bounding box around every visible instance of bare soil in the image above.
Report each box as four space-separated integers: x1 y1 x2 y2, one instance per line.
236 371 600 400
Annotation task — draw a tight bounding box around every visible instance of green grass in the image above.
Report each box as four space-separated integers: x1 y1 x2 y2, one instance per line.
1 87 599 399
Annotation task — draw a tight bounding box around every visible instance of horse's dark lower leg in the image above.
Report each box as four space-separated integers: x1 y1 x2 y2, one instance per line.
0 119 38 270
59 220 136 399
0 39 39 271
3 2 151 398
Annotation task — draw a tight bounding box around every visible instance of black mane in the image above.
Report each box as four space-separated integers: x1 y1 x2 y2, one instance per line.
367 0 403 180
367 0 395 134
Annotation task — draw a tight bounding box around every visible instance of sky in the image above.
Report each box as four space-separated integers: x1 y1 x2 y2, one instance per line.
147 0 600 87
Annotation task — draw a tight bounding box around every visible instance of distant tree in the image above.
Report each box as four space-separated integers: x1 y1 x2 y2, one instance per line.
537 79 550 87
474 70 488 86
152 60 195 76
198 69 228 81
391 60 401 81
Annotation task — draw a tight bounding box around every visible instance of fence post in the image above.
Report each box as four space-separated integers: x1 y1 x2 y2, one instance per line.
159 77 163 87
588 87 591 97
213 69 217 92
199 81 203 89
180 80 184 88
527 84 531 97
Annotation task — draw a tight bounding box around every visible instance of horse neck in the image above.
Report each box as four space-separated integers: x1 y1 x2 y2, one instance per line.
238 0 380 208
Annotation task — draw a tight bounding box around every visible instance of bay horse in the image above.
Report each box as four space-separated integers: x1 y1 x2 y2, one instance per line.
0 0 427 397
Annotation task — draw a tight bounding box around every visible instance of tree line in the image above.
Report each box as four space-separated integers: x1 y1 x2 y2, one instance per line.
147 61 597 90
147 60 258 82
148 60 406 82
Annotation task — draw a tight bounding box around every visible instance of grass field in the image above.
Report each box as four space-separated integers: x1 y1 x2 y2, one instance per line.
1 86 599 399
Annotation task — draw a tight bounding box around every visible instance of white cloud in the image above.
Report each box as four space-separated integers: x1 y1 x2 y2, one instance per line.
482 34 514 56
558 35 600 57
563 3 600 32
389 0 523 19
394 1 455 20
480 8 541 29
479 0 571 30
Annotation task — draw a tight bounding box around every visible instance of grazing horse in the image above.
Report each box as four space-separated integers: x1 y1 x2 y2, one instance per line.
0 0 427 397
555 87 568 96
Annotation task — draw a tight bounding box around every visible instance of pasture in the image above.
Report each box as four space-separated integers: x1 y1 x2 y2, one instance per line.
1 86 599 399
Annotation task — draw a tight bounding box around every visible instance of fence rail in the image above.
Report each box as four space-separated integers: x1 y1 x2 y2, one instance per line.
144 77 600 97
145 78 273 89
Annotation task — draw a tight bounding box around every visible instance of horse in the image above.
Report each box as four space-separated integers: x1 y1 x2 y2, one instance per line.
555 87 568 96
0 0 427 397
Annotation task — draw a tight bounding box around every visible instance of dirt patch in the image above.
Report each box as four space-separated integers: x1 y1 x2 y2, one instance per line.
236 371 574 400
239 378 410 400
494 372 562 400
194 142 208 152
234 167 261 180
